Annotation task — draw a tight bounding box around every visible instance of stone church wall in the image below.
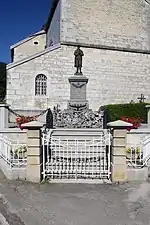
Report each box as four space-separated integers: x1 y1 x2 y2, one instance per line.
61 0 150 51
6 44 150 111
13 33 46 62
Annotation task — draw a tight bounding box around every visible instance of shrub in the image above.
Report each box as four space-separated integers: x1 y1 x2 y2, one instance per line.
100 103 149 123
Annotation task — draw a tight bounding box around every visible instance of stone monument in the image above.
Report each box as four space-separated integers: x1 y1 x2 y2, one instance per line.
52 46 103 128
68 46 88 111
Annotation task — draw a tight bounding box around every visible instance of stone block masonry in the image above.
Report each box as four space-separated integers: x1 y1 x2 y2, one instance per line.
6 44 150 111
13 33 46 62
61 0 150 51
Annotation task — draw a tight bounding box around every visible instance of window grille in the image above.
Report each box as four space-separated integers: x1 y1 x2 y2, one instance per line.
35 74 47 96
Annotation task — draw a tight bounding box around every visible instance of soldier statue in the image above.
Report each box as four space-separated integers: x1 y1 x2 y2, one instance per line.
74 46 84 74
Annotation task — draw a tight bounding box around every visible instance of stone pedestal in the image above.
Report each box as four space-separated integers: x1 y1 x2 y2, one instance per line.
111 129 127 182
107 120 132 183
22 121 43 183
68 75 89 110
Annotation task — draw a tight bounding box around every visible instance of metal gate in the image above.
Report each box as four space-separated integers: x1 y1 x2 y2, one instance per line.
42 130 111 181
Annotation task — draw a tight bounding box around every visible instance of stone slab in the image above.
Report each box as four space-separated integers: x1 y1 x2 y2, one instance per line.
107 120 132 128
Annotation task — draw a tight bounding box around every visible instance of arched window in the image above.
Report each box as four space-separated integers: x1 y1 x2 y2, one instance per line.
35 74 47 96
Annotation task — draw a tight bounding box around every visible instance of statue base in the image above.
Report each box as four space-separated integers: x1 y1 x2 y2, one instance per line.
74 72 83 76
68 75 88 109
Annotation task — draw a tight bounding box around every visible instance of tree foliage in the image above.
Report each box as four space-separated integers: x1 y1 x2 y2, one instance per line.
0 62 6 101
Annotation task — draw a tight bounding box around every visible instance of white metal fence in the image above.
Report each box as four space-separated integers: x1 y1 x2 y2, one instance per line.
126 144 143 167
0 134 27 168
42 130 111 181
126 134 150 168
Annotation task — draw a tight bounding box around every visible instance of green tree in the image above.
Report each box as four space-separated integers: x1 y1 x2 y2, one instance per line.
0 62 6 101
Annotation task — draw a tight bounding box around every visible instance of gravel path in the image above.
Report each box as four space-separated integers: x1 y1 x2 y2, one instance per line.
0 171 150 225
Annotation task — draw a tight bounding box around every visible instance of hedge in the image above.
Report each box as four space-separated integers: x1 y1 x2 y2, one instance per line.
100 103 149 123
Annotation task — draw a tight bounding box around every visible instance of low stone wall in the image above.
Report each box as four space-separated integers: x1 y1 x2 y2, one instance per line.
127 167 148 182
0 157 26 180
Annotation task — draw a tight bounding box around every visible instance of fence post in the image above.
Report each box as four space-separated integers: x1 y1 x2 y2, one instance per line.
107 120 132 183
22 121 43 183
0 104 9 129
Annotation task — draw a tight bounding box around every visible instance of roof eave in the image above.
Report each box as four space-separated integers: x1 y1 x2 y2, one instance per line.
43 0 59 32
10 30 46 50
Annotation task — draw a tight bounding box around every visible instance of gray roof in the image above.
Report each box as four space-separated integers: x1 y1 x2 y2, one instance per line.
43 0 59 32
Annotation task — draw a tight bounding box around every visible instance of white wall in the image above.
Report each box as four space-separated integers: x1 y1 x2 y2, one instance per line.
61 0 150 51
13 33 46 62
6 45 150 111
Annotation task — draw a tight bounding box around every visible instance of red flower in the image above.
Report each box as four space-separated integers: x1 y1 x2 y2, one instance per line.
121 116 143 131
16 116 37 128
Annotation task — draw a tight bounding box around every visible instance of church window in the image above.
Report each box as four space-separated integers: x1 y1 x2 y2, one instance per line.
35 74 47 96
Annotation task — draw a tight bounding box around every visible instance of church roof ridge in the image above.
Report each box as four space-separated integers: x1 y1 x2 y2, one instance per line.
10 30 46 50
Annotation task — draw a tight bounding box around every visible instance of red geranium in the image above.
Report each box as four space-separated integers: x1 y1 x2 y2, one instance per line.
121 116 144 131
